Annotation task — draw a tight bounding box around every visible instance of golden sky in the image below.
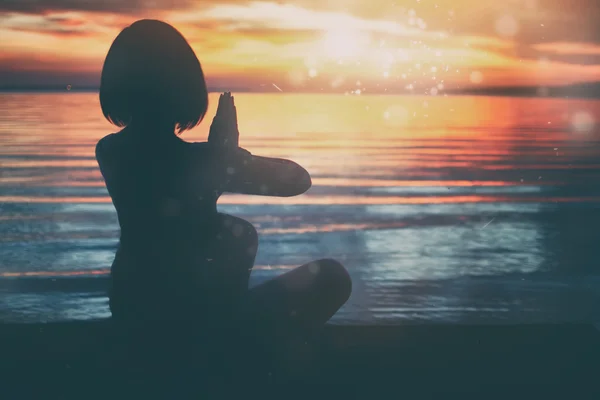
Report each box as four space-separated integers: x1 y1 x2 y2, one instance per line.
1 0 600 92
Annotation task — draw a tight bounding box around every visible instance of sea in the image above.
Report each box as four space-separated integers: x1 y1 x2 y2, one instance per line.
1 92 599 324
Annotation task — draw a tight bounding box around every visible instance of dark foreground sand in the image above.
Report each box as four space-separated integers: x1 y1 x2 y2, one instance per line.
1 320 599 399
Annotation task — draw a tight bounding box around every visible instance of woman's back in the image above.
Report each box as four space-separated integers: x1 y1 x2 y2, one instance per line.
97 130 235 322
96 130 220 243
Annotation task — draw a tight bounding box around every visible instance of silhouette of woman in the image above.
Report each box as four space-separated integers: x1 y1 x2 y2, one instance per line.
95 20 351 343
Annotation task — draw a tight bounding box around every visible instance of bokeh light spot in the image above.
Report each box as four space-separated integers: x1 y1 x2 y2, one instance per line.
470 71 484 84
383 105 409 127
495 14 519 37
572 111 595 133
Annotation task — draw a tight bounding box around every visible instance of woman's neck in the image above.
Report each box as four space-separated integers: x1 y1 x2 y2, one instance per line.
126 119 179 143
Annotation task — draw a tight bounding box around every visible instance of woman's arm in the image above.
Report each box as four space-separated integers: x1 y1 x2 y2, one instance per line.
216 147 312 197
206 93 311 197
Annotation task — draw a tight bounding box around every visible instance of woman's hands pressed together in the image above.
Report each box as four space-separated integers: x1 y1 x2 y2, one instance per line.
206 91 311 197
209 92 239 148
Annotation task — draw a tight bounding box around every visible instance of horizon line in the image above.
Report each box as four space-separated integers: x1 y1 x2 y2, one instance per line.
0 81 599 99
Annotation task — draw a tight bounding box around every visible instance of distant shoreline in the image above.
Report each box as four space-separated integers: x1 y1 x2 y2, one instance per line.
446 81 600 100
1 81 599 99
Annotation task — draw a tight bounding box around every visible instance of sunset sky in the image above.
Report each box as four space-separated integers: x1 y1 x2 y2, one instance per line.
1 0 600 92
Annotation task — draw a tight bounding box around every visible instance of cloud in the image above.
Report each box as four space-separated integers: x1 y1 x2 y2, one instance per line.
459 36 514 50
171 2 438 39
488 40 600 70
229 27 320 45
521 42 600 67
0 0 194 14
532 42 600 56
4 0 600 48
0 12 107 36
166 1 448 69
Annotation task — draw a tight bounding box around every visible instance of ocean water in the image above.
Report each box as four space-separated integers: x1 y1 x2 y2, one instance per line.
1 92 599 324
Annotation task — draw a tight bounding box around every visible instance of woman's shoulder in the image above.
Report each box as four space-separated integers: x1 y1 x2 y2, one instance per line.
95 132 130 164
96 132 121 152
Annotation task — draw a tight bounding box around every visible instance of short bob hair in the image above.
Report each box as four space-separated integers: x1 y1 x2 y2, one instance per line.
100 19 208 134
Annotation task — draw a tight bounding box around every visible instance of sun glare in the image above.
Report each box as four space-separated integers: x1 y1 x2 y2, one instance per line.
321 29 370 59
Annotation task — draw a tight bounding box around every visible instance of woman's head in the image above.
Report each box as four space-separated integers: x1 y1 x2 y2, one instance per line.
100 19 208 135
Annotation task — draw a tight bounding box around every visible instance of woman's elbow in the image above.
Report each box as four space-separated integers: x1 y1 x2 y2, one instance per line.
296 169 312 194
280 168 312 197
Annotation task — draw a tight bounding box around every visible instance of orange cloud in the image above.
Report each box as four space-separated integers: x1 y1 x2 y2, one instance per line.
532 41 600 56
